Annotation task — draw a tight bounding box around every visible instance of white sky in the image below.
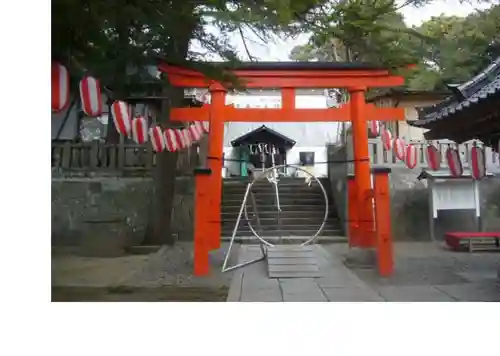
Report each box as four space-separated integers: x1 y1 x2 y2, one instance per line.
228 0 493 61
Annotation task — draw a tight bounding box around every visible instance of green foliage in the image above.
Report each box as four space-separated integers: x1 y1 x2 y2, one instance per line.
407 6 500 89
289 1 500 91
51 0 325 96
290 0 429 65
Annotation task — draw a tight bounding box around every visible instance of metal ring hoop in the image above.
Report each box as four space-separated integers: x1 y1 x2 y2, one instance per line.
243 164 329 247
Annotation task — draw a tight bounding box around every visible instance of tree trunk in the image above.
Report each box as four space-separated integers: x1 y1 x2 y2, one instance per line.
143 84 182 246
143 8 197 246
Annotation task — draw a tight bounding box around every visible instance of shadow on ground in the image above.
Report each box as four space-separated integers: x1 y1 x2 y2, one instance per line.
51 242 236 302
52 286 228 302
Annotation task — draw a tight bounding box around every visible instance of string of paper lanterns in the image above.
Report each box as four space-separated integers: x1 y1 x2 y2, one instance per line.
368 121 486 180
51 62 210 153
110 99 209 153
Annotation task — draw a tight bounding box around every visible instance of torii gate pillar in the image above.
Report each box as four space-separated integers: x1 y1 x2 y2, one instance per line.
207 86 226 249
349 86 375 247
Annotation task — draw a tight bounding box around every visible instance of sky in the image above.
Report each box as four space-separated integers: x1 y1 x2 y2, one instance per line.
228 0 493 61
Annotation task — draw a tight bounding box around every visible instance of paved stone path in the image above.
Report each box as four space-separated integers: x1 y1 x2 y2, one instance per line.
227 243 500 302
227 245 386 302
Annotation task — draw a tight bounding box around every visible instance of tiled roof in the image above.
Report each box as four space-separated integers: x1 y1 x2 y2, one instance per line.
412 57 500 126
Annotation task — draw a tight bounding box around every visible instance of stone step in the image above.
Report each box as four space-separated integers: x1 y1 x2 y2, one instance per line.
220 235 348 243
222 188 329 195
222 189 328 196
223 177 330 184
222 204 327 212
221 212 340 224
222 197 328 206
222 222 341 230
221 210 338 219
223 199 330 207
223 185 328 192
223 191 326 199
221 217 339 226
221 228 343 237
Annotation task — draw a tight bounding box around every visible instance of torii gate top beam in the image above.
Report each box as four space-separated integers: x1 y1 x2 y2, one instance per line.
158 62 405 89
159 62 405 123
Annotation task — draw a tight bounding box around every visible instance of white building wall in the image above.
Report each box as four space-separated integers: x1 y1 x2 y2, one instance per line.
223 145 329 177
223 89 339 178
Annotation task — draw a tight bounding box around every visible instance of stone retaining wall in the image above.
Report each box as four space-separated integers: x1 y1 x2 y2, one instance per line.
51 177 194 249
327 145 500 240
388 168 500 240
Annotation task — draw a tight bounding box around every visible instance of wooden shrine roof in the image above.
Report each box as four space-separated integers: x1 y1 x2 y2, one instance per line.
366 88 450 103
230 125 296 147
412 56 500 127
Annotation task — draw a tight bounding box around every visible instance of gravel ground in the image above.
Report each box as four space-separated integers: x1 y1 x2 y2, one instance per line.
52 242 238 302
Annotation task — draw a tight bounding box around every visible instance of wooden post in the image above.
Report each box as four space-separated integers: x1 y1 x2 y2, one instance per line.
372 167 393 277
61 141 72 169
193 167 212 276
347 175 359 247
90 140 100 169
349 87 375 248
118 135 126 170
207 86 226 250
145 142 153 170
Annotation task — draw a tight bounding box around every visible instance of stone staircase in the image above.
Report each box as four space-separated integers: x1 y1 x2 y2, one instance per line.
221 177 345 243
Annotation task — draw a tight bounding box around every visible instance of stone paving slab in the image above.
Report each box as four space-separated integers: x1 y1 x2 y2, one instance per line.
279 278 328 302
316 273 367 288
375 285 454 302
321 286 385 302
433 283 500 302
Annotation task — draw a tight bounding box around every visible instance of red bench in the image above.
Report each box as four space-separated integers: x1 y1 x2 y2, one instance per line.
445 232 500 252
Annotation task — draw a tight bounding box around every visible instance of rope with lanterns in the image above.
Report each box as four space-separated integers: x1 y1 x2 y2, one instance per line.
51 62 209 153
368 120 487 180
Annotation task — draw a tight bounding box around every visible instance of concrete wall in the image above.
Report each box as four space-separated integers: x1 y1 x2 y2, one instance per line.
387 169 500 240
327 145 349 235
51 177 194 249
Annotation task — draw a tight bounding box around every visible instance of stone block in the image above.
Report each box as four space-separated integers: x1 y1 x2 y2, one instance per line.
433 283 500 302
376 285 454 302
282 291 327 302
240 290 282 302
321 285 385 302
316 273 365 288
280 279 327 302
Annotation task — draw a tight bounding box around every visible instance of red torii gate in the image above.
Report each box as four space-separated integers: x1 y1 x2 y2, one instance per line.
158 62 405 277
